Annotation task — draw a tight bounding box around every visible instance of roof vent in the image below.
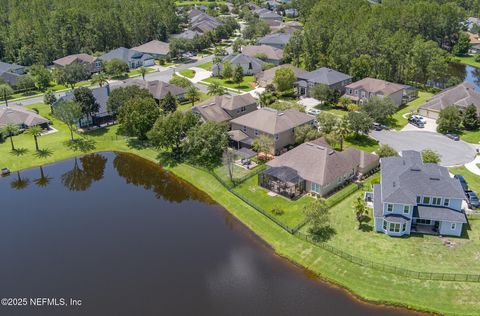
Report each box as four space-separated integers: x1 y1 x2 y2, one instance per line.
305 143 314 147
410 167 421 171
429 177 440 181
315 146 325 150
393 181 396 188
278 112 284 116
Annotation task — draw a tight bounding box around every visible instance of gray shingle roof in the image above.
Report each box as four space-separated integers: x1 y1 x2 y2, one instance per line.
255 64 307 86
413 205 467 223
266 138 379 186
99 47 154 63
0 61 24 74
53 54 96 67
296 67 352 85
0 105 49 127
172 30 202 40
192 94 257 122
242 45 284 61
419 82 480 114
132 40 170 56
230 107 313 134
121 78 185 100
346 77 404 95
380 151 466 205
257 33 291 47
57 86 110 117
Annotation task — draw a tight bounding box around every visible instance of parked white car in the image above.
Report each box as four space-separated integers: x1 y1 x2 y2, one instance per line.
307 108 321 116
411 115 426 124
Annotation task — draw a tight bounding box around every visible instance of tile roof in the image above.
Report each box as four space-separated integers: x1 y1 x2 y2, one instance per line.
230 107 314 134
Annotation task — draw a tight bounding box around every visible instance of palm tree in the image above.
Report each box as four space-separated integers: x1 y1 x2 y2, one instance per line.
207 80 226 96
26 125 43 151
34 166 52 187
334 117 351 151
186 85 200 106
90 72 109 87
139 67 147 80
258 92 274 108
353 196 368 230
10 171 29 190
0 84 14 107
1 123 20 151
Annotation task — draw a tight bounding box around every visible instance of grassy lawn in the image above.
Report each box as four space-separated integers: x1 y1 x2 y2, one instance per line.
389 91 433 130
175 1 225 6
232 175 313 228
176 92 210 112
213 163 262 188
454 55 480 68
197 61 213 71
128 67 155 77
449 166 480 194
303 180 480 275
179 69 195 79
3 102 480 314
314 104 348 117
203 76 255 92
344 134 379 153
460 129 480 144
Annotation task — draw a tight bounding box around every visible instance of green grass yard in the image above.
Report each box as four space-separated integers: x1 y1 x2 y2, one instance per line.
390 91 433 130
454 55 480 68
203 76 255 92
176 92 210 112
460 129 480 144
179 69 195 79
197 61 213 71
2 103 480 315
449 166 480 194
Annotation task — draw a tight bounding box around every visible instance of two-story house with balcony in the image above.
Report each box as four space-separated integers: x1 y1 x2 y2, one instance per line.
345 77 406 107
293 67 352 97
372 151 467 237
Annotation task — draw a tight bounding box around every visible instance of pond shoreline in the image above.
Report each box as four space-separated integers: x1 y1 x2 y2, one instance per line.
3 150 438 315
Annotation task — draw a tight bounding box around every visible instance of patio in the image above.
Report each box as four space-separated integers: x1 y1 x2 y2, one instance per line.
258 166 305 200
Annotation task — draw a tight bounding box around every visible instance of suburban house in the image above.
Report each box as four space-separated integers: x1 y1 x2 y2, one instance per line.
372 151 467 237
171 30 203 40
294 67 352 97
0 105 50 129
270 21 303 34
258 10 283 22
257 32 292 49
99 47 155 69
229 107 314 154
212 54 266 76
54 85 113 128
418 82 480 120
53 53 101 74
192 94 258 123
242 45 284 65
121 78 186 102
0 61 25 87
345 77 406 107
132 40 170 58
259 138 379 199
256 64 307 88
190 12 223 33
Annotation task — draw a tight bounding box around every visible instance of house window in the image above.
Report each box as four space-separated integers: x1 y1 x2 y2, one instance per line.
416 196 421 204
274 134 279 140
416 219 431 225
348 89 353 94
242 125 247 132
451 223 456 230
389 223 400 233
403 205 409 214
387 204 393 212
311 182 320 193
383 220 387 230
254 129 259 136
354 90 358 95
444 198 450 207
402 223 406 232
432 197 441 205
241 106 246 112
423 196 430 204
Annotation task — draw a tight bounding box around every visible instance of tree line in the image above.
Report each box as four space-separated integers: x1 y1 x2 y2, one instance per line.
289 0 468 86
0 0 179 66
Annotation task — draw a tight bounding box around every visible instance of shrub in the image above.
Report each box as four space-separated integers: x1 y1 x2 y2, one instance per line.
271 206 285 216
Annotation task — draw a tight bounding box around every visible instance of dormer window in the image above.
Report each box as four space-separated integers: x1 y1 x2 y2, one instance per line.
403 205 409 214
387 204 393 212
444 198 450 207
432 197 441 206
416 196 421 203
423 196 430 204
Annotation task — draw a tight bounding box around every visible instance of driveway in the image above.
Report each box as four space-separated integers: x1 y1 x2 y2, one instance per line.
370 130 477 167
401 116 437 133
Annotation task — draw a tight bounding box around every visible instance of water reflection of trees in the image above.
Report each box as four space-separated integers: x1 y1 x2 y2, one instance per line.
10 171 30 190
113 152 212 204
34 166 52 187
61 154 107 192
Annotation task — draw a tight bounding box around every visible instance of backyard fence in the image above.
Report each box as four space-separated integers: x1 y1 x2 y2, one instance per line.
295 231 480 283
194 163 480 283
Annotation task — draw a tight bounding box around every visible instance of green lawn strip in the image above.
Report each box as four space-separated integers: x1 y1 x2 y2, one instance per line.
454 55 480 68
390 91 433 130
197 61 213 71
314 104 348 116
460 129 480 144
449 166 480 195
179 69 195 79
232 175 313 228
213 163 260 188
344 134 379 153
176 92 210 112
304 182 480 275
3 104 480 314
203 76 255 92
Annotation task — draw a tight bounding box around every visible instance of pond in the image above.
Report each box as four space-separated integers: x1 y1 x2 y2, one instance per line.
0 152 421 315
450 62 480 91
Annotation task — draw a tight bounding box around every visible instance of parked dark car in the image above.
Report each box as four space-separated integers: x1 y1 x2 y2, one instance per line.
446 133 460 141
372 122 382 131
408 117 424 128
454 174 469 191
466 190 480 209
